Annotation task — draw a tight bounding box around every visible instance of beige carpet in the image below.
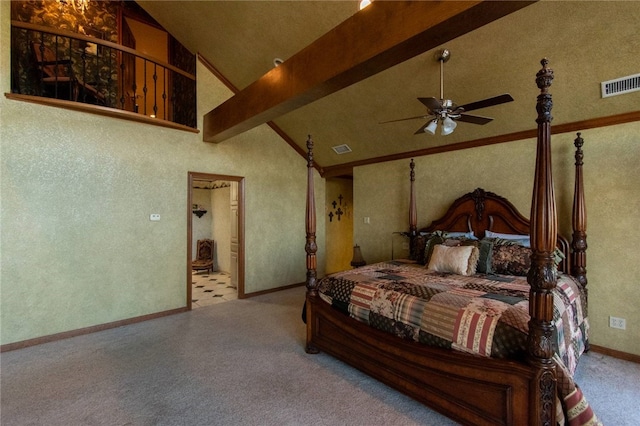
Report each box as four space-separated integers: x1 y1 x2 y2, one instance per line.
1 286 638 425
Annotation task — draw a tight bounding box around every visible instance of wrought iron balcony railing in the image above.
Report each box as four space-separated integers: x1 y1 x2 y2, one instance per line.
10 20 197 129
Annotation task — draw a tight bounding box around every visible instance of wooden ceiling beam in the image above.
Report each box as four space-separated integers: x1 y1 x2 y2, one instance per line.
203 1 535 143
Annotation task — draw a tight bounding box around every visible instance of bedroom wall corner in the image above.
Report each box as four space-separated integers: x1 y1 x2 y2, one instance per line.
353 123 640 356
325 178 354 274
196 57 326 294
0 15 319 346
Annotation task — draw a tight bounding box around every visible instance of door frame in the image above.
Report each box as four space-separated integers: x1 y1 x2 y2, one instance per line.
187 172 245 310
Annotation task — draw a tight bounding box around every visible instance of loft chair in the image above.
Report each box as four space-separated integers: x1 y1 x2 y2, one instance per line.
31 42 105 104
192 239 215 274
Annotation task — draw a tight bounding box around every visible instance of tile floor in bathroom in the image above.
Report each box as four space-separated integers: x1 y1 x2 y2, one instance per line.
191 270 237 308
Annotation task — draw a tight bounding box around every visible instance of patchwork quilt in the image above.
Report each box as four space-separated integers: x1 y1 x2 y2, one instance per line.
318 260 600 425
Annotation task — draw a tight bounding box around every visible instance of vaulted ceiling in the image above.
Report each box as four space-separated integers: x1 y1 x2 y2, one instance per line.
138 1 640 176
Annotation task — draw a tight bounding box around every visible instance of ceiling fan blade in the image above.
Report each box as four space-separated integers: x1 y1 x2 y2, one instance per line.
457 93 514 113
417 97 442 112
380 114 432 124
457 114 494 125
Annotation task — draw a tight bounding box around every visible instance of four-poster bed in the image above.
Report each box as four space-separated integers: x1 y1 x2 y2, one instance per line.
303 60 596 426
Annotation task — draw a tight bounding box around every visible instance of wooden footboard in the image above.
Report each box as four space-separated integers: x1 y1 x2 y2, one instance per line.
307 296 540 426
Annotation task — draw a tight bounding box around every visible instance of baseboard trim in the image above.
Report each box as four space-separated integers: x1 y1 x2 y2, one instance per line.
0 307 188 353
1 284 306 352
241 282 305 299
3 305 636 364
589 344 640 364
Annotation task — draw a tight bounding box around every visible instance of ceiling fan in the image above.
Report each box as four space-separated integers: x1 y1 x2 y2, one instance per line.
380 49 514 136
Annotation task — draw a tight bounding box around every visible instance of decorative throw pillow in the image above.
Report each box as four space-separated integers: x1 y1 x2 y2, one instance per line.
476 239 495 274
491 244 532 276
410 233 429 264
427 244 479 276
485 231 531 247
553 247 566 267
443 237 479 248
466 246 480 275
422 232 446 265
423 231 478 266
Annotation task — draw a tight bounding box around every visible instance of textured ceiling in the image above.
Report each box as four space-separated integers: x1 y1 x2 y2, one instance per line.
138 1 640 174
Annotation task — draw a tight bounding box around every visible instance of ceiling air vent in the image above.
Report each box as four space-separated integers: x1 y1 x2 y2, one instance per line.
332 144 352 155
601 73 640 98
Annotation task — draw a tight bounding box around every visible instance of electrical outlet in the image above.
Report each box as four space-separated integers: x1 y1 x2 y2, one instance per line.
150 214 161 221
363 217 370 224
609 316 626 330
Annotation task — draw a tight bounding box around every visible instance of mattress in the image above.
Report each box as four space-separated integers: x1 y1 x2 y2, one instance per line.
317 259 589 375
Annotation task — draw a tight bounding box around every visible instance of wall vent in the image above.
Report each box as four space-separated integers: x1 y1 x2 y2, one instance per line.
332 144 352 154
601 73 640 98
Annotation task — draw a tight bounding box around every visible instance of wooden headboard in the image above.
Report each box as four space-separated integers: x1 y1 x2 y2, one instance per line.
418 188 571 274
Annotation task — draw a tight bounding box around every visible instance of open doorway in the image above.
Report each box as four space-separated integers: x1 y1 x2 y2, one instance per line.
325 177 354 274
187 172 245 310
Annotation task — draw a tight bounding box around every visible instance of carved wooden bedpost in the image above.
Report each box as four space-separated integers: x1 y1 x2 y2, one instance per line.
527 59 557 426
405 159 419 260
305 135 319 354
305 135 318 296
572 133 588 292
409 159 417 237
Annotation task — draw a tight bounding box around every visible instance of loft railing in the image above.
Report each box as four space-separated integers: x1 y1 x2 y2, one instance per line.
10 20 196 129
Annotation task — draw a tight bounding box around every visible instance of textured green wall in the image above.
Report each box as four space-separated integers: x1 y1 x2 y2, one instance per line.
2 1 636 356
354 124 640 356
0 2 325 346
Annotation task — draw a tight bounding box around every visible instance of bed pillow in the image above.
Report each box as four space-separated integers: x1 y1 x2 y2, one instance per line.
422 232 446 265
491 244 532 276
427 244 479 276
485 231 530 247
444 231 477 240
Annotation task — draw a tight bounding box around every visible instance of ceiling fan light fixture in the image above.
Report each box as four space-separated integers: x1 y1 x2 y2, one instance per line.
359 0 372 10
380 48 514 137
424 120 438 135
441 116 457 135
